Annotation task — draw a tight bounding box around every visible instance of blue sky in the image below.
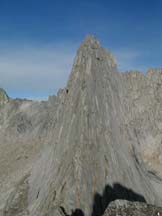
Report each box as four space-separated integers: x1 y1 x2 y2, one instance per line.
0 0 162 99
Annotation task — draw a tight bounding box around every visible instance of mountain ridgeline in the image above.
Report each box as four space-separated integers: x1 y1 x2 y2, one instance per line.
0 36 162 216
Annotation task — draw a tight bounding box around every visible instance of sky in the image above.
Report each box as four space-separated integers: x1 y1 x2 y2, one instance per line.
0 0 162 100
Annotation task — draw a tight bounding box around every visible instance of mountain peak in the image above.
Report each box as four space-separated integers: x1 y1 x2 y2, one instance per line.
81 35 100 48
66 36 117 92
72 35 117 75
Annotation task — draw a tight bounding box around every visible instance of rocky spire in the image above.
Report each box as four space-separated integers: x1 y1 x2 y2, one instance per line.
26 36 161 216
66 35 117 95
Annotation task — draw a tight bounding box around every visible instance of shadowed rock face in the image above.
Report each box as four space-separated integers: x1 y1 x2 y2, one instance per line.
1 36 162 216
92 183 146 216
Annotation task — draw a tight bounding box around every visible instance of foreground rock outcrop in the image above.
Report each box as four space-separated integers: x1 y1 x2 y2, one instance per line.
0 36 162 216
104 200 162 216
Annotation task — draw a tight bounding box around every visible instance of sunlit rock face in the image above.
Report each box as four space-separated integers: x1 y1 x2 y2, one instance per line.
1 36 162 216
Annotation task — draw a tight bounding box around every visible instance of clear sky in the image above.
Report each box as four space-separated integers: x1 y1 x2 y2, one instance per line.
0 0 162 99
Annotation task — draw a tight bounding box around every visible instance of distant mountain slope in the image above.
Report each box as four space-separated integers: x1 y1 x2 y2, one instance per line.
0 96 59 214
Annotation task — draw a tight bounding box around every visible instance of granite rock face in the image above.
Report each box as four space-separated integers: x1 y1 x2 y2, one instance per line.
0 36 162 216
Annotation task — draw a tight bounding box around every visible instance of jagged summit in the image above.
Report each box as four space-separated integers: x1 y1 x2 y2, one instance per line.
76 35 116 67
80 35 100 48
67 36 117 92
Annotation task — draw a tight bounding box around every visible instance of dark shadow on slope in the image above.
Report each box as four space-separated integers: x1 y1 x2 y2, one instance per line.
92 183 146 216
60 206 85 216
60 183 145 216
71 209 85 216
